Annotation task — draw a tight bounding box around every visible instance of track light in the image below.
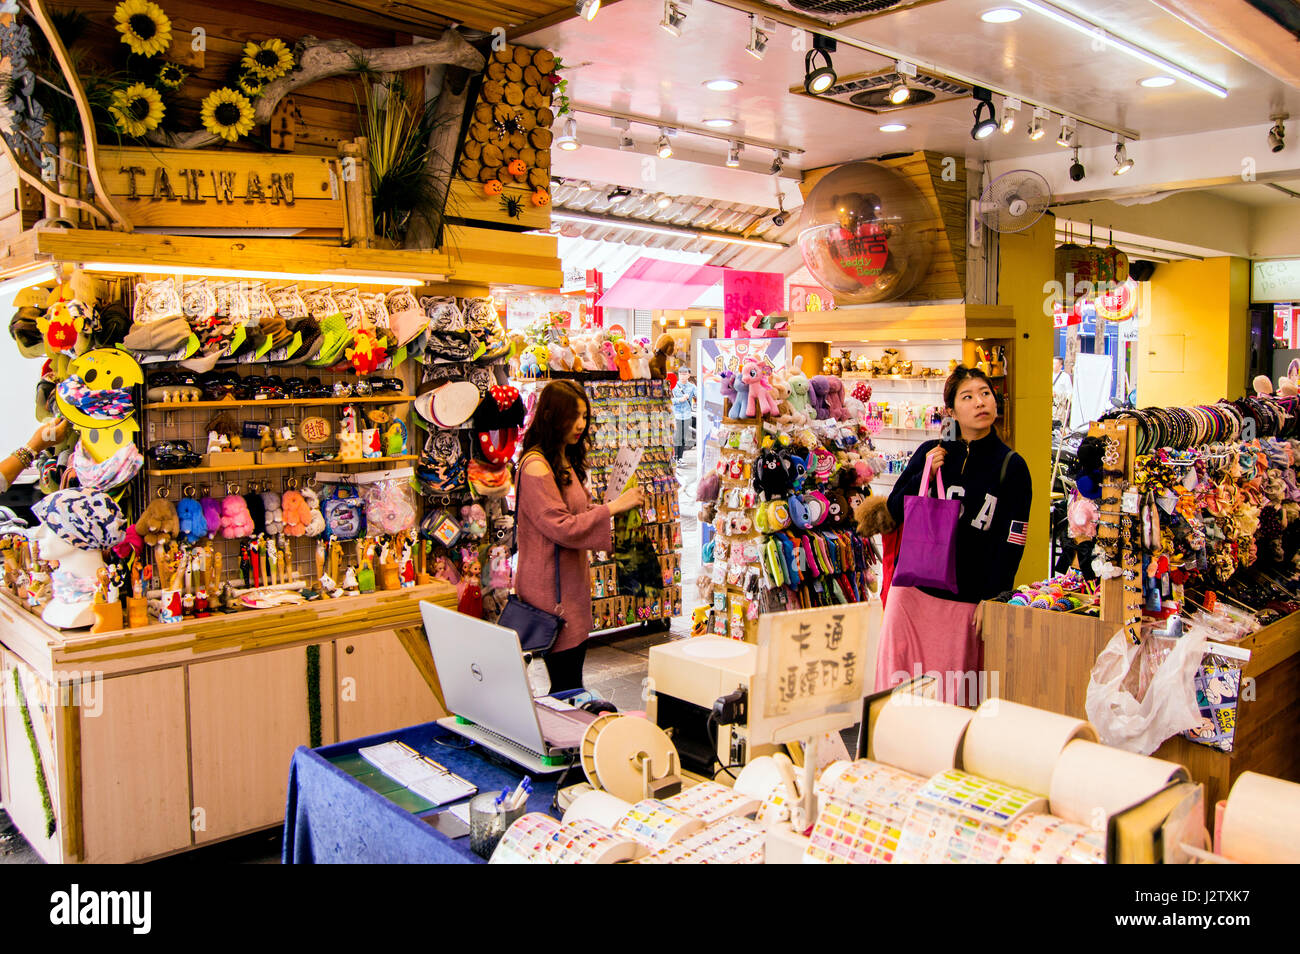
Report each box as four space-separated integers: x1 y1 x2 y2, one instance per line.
656 129 674 159
556 116 580 151
803 35 837 95
971 87 997 140
656 193 673 209
889 61 916 105
618 135 635 151
660 0 686 36
1113 137 1134 175
770 150 787 175
1069 146 1085 182
746 14 770 59
726 141 743 167
1057 116 1076 147
1027 106 1049 140
1269 115 1287 153
575 0 600 21
1001 97 1020 134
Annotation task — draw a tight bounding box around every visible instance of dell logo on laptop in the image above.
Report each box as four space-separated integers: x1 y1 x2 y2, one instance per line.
470 664 483 681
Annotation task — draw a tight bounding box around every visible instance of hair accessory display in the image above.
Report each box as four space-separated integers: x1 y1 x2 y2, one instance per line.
34 488 129 550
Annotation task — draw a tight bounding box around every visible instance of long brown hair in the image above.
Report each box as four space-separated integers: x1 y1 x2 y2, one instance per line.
520 379 590 487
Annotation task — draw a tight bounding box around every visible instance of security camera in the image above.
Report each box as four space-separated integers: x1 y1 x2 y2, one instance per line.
772 212 787 227
1269 116 1287 153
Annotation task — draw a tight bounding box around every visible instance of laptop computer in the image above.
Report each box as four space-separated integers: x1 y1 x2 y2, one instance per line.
420 601 597 774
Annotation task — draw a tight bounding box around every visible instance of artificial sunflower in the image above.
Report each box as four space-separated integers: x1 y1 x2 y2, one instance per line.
200 88 255 143
109 83 165 137
242 38 293 81
235 70 265 99
155 62 186 90
113 0 172 58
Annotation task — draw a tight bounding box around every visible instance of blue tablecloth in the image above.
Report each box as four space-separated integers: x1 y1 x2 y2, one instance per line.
282 721 568 864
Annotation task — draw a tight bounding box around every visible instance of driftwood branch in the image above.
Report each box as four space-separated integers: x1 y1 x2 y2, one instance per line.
403 70 471 250
147 30 486 150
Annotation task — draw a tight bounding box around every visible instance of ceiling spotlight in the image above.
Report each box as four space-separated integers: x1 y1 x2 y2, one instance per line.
576 0 601 22
1069 146 1085 182
656 193 673 209
772 191 787 227
970 86 997 140
1057 116 1076 147
660 0 686 36
703 118 735 128
656 129 674 159
704 78 742 91
804 35 837 95
1140 75 1175 88
678 316 686 327
746 14 770 60
726 141 743 167
1001 97 1020 134
618 134 635 151
1113 137 1134 175
1269 115 1287 153
1027 106 1049 140
880 123 909 132
981 7 1021 22
889 60 917 104
770 149 788 175
556 116 580 151
576 181 591 192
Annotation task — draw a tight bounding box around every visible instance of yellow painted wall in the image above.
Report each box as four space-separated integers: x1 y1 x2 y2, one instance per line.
997 213 1056 585
1138 257 1250 408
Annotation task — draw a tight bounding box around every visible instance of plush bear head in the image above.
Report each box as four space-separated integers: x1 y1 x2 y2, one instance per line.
755 448 790 498
855 493 898 537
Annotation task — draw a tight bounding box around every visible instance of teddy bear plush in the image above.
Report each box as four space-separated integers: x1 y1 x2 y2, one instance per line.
136 497 180 547
754 448 791 498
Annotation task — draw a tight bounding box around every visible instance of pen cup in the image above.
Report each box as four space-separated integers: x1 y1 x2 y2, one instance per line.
468 792 527 860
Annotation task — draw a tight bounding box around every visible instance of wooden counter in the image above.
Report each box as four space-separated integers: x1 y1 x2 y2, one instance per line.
981 600 1300 813
0 583 456 862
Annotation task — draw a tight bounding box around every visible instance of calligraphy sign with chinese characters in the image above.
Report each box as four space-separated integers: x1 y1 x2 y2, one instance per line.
758 605 868 720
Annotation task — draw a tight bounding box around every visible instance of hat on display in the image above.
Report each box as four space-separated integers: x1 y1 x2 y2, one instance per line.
467 458 512 497
463 298 510 360
473 384 525 430
0 506 27 533
122 315 193 354
282 317 324 364
179 344 224 373
307 313 353 367
33 487 128 550
415 381 481 429
386 290 429 347
10 307 46 358
90 303 131 349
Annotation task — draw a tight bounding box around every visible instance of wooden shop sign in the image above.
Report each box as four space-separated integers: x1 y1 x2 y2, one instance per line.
96 147 346 234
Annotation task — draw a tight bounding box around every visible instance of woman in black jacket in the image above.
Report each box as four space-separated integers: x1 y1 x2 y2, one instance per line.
874 366 1031 705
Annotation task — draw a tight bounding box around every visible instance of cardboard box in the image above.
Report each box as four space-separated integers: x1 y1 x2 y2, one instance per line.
201 451 258 468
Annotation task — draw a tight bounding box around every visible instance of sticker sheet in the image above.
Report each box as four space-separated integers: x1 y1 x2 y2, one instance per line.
663 781 761 823
803 760 926 865
916 770 1047 826
614 799 703 847
637 817 766 864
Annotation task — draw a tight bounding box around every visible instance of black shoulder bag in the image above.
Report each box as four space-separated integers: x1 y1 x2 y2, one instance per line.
497 457 564 655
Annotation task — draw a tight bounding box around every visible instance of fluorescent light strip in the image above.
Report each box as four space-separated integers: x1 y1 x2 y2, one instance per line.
1011 0 1227 98
0 263 60 295
78 262 431 286
551 212 785 250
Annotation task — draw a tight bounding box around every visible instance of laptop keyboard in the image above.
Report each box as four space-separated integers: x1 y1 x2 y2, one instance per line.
535 706 588 749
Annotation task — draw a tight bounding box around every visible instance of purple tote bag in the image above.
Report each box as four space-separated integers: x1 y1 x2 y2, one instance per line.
891 457 960 593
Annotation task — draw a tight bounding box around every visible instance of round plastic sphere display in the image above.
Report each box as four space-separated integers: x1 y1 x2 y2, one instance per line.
796 162 936 304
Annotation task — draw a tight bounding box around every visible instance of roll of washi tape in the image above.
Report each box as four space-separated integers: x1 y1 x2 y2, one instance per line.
961 699 1097 797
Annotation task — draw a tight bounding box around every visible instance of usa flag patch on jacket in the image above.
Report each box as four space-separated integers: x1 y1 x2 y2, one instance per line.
1007 521 1028 545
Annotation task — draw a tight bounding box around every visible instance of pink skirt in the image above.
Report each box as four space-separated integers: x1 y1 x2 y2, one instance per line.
873 586 983 707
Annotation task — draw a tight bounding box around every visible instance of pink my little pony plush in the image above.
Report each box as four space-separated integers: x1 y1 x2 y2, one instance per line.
743 360 781 417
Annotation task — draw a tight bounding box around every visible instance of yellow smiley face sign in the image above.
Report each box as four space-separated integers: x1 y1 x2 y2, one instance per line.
56 348 143 430
81 418 141 463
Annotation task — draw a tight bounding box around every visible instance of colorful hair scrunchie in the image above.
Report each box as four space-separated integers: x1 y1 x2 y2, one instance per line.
57 375 134 421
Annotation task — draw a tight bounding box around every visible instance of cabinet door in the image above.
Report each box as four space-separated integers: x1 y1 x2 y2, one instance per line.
80 667 191 862
336 629 445 742
188 644 329 843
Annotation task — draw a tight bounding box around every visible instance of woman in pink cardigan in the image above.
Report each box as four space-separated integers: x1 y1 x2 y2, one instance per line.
516 381 643 691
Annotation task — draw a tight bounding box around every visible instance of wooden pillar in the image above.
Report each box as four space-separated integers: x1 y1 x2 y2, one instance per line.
57 131 80 224
338 138 375 249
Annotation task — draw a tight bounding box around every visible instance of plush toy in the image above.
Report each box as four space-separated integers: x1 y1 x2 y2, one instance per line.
698 501 717 524
528 344 549 374
745 362 781 417
809 376 834 419
302 487 327 536
460 504 487 539
507 331 528 376
136 497 180 547
854 493 898 537
649 334 675 379
696 470 721 504
719 371 738 419
733 361 762 418
583 332 608 372
281 490 311 536
628 341 652 379
175 498 206 544
754 448 791 498
781 448 808 492
200 497 223 537
614 340 635 381
597 339 618 372
548 340 572 371
519 348 540 377
825 490 850 526
261 491 284 535
818 375 849 421
220 494 254 539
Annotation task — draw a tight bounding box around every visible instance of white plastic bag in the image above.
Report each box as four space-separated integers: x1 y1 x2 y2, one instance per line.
1084 627 1206 755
